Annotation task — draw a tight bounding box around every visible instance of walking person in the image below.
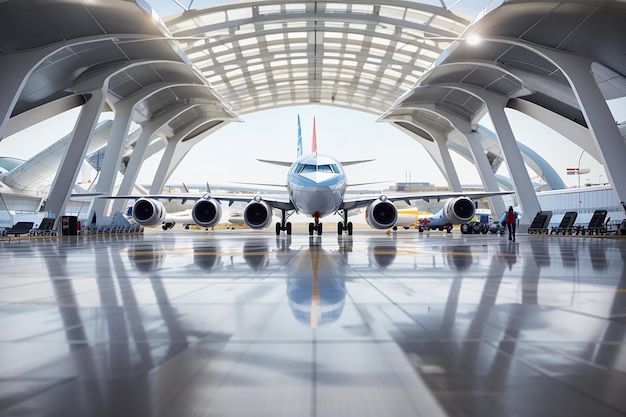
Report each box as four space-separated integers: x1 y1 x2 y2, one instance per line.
506 206 517 241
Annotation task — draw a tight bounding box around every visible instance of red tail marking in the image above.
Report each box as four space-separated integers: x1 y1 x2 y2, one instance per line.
312 117 317 153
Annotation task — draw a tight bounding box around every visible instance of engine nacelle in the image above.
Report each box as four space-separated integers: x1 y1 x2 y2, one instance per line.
132 198 166 227
365 198 398 229
442 197 476 224
243 199 273 229
191 198 222 228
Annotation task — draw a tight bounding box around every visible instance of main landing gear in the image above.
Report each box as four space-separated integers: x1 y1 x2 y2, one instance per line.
275 210 292 235
337 210 353 235
308 212 323 236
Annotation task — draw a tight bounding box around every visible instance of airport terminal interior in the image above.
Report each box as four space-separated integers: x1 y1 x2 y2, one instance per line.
1 0 626 416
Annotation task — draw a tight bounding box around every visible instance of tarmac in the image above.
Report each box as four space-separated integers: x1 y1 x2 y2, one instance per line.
0 226 625 416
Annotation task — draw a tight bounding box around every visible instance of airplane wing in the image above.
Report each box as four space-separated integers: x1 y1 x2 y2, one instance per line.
340 190 514 210
100 192 295 211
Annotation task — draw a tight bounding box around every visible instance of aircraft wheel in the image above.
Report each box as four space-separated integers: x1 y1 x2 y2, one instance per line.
162 225 168 230
275 222 281 235
392 226 398 231
318 223 323 236
460 223 470 234
308 223 314 236
286 222 292 235
481 225 488 234
337 222 343 235
446 225 453 233
347 222 353 235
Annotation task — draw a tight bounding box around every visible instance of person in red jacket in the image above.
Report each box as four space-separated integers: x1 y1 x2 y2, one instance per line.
505 206 518 241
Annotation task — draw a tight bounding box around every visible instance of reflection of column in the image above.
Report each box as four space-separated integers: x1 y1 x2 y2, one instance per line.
523 241 547 305
150 273 189 358
592 247 626 369
486 305 524 389
41 243 106 411
458 250 508 365
440 275 464 340
94 246 131 379
110 248 155 369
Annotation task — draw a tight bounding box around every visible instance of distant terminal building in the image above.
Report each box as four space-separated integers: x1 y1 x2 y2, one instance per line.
536 185 625 226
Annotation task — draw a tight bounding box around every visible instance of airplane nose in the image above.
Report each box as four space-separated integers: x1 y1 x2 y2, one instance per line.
300 186 335 213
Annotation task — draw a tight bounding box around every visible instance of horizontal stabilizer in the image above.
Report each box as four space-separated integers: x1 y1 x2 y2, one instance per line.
347 180 391 187
257 158 293 167
340 159 375 166
233 181 287 189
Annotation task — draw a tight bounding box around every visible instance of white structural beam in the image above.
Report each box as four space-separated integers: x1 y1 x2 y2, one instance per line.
485 100 541 217
44 88 107 219
109 105 204 215
149 120 225 194
508 98 601 162
0 45 58 140
435 83 540 218
90 99 133 217
529 47 626 215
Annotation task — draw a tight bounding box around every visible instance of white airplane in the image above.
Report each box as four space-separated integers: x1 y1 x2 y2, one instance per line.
106 116 513 235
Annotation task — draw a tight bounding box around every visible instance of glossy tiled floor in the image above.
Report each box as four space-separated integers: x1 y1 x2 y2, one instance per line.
1 228 625 417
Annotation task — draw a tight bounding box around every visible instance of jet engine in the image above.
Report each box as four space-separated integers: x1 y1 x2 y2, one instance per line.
243 199 273 229
365 197 398 229
191 197 222 228
132 198 167 227
442 197 476 224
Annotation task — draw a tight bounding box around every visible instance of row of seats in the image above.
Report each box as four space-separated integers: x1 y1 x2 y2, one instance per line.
528 210 626 236
85 224 144 235
2 219 144 240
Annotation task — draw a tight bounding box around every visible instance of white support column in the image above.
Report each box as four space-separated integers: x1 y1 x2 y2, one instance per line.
44 88 107 219
149 120 225 194
538 51 626 215
91 100 133 217
486 101 541 218
109 128 155 215
464 131 507 216
389 120 459 189
508 98 600 162
149 138 179 194
431 130 462 192
422 107 507 215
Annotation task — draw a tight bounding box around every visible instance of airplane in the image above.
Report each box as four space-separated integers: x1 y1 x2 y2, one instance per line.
104 116 514 235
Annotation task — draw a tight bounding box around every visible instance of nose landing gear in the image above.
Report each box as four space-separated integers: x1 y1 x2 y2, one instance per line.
309 212 323 236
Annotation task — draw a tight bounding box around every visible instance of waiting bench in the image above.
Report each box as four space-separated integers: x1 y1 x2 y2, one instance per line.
3 222 34 242
528 211 552 234
550 211 578 235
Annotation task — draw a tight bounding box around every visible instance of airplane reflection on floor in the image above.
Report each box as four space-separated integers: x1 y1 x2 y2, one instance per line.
0 231 625 417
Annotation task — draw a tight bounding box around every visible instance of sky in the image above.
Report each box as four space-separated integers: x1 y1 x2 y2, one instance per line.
0 0 624 192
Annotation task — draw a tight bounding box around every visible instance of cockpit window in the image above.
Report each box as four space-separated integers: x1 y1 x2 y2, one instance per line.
296 163 337 173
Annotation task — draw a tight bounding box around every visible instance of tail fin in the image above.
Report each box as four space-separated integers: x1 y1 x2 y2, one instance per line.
297 115 303 157
312 116 317 153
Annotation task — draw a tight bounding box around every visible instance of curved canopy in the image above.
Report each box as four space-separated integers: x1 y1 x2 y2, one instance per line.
164 0 471 114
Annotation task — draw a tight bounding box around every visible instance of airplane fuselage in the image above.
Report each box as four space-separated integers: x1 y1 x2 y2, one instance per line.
287 153 347 219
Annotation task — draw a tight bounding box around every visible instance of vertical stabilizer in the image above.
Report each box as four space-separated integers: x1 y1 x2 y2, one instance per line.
297 115 303 157
312 116 317 153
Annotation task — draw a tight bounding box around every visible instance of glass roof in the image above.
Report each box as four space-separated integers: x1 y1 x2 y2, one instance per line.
161 0 473 114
